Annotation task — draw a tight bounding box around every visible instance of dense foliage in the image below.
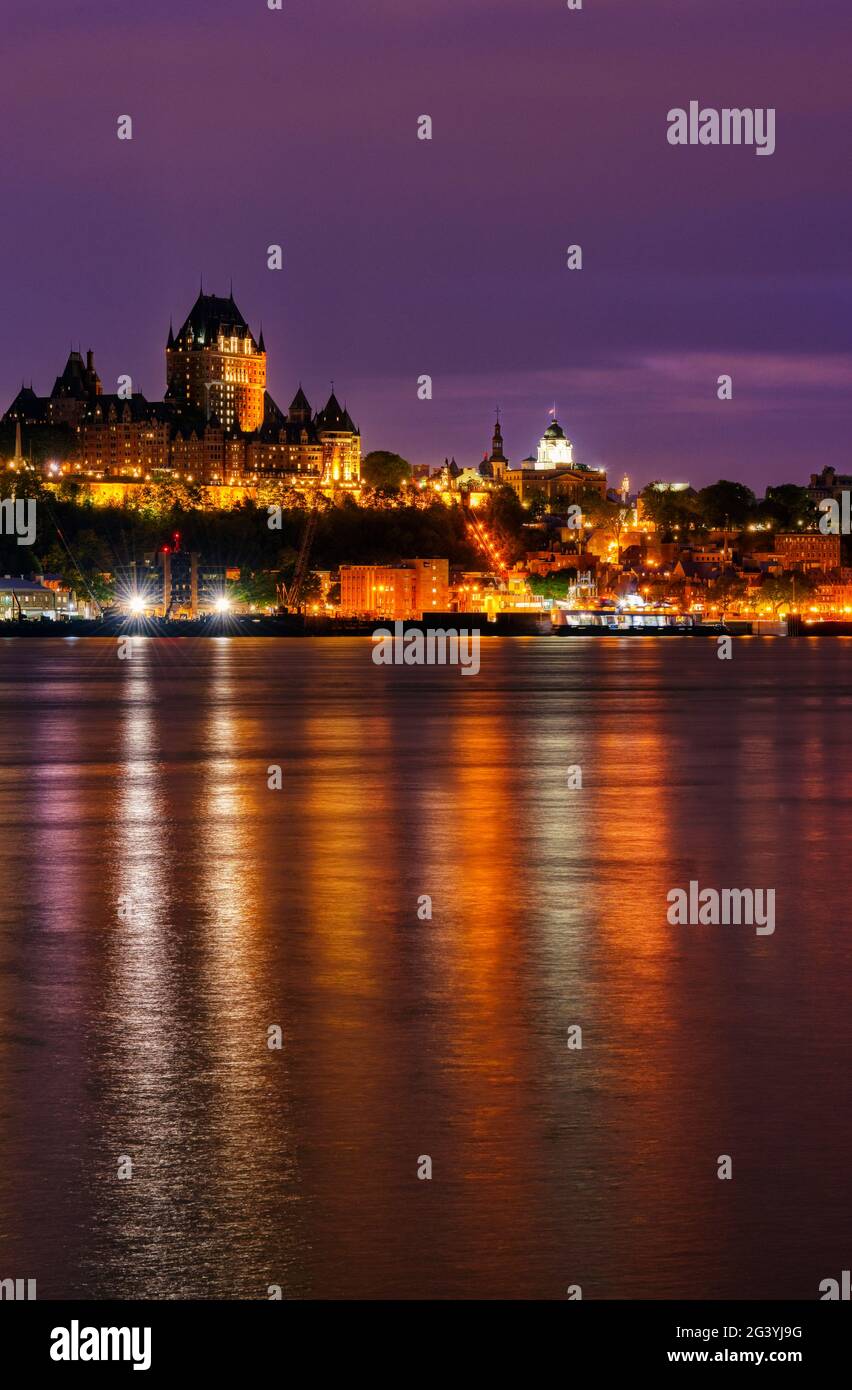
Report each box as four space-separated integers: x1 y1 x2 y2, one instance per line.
0 466 836 608
0 475 481 602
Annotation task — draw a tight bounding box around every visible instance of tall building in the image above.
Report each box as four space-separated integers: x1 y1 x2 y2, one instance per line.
114 547 228 617
165 290 266 432
156 548 228 617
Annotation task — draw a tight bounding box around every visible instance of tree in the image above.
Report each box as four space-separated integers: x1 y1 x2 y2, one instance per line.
129 472 203 518
485 485 524 532
523 489 549 518
0 462 47 502
638 482 699 538
231 569 279 609
56 478 94 507
362 451 412 491
528 568 578 600
481 485 527 563
254 479 308 510
759 571 816 613
579 488 632 560
300 571 323 605
696 480 756 530
40 529 115 606
708 571 747 617
757 484 819 532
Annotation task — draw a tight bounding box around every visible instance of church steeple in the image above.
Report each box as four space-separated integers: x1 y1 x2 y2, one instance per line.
479 407 509 481
491 407 507 463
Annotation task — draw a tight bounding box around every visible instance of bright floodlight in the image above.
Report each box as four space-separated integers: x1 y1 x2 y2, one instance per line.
129 596 145 615
215 597 231 614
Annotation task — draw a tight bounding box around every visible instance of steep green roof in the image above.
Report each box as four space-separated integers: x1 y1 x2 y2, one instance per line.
174 291 255 348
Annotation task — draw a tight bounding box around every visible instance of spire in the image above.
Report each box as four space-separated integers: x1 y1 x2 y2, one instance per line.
489 407 507 463
258 323 265 352
167 320 175 348
229 278 234 300
288 385 311 424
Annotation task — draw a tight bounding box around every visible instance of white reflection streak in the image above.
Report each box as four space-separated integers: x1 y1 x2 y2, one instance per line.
204 642 248 942
113 645 173 1090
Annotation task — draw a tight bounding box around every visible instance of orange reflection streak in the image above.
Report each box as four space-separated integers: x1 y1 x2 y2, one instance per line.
585 651 715 1294
0 649 95 1282
428 706 541 1291
282 684 398 1294
190 640 305 1293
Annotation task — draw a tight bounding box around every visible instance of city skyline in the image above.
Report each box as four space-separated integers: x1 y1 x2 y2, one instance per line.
1 0 850 490
1 280 840 498
2 1 852 1343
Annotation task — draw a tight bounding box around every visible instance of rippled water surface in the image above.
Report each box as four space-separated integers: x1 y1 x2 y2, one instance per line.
0 636 850 1299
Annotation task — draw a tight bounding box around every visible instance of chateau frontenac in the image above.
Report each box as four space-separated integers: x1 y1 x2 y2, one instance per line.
2 288 361 488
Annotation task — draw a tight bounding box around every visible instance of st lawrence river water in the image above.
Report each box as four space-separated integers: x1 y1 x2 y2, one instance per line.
0 636 850 1299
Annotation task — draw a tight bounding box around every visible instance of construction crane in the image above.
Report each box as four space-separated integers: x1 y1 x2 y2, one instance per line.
278 494 322 612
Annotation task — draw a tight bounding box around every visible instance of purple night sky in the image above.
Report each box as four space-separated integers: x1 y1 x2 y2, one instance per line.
1 0 850 490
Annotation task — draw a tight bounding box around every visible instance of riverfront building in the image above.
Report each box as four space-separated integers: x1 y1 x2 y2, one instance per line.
339 559 450 620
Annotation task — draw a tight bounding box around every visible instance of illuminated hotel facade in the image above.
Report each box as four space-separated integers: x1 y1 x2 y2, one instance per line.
166 293 266 433
3 288 362 490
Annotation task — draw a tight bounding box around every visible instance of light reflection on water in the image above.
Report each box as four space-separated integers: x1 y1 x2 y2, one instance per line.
0 636 850 1298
